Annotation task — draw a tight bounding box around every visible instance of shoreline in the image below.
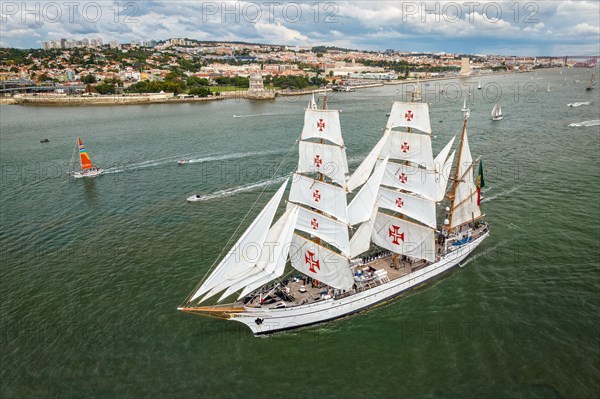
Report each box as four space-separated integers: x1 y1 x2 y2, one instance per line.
1 70 536 107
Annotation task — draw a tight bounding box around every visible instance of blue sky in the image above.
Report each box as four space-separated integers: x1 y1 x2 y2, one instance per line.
1 1 599 55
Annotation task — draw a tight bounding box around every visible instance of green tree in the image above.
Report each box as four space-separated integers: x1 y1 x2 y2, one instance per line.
82 75 97 84
188 86 212 97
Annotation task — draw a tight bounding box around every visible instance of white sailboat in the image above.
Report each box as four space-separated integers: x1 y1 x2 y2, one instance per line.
547 83 551 92
491 101 503 121
178 98 489 335
586 72 595 91
477 80 482 90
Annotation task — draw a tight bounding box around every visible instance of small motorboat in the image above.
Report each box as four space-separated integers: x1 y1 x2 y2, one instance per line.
40 138 50 143
187 194 203 202
178 159 189 165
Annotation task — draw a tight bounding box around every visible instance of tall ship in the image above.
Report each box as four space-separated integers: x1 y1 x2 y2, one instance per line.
178 95 489 335
69 137 104 178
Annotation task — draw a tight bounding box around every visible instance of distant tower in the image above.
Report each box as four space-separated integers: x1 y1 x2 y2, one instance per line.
249 73 264 92
460 57 472 76
247 73 275 100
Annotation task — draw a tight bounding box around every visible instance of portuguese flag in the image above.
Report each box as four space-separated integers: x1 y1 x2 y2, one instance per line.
476 159 485 205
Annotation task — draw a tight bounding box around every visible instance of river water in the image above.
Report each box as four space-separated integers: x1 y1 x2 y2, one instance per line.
1 68 599 398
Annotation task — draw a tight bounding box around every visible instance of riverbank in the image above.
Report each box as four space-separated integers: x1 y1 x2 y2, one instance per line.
3 71 529 107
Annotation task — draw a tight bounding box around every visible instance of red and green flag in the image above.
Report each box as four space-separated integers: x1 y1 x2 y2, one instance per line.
476 159 485 205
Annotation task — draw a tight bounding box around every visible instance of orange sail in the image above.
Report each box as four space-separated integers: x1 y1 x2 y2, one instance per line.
78 137 94 170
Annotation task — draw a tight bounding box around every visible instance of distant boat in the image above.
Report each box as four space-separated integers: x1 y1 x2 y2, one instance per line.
332 85 354 92
40 138 49 143
178 159 189 165
586 72 595 91
491 101 503 121
547 84 551 92
461 98 469 112
477 80 482 90
69 137 104 178
187 194 203 202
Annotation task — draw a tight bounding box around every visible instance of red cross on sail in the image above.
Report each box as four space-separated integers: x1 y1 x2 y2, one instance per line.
313 189 321 202
398 173 408 184
310 218 319 230
404 110 414 121
388 225 405 245
316 118 325 132
314 154 323 167
396 197 404 208
305 251 320 273
401 142 410 153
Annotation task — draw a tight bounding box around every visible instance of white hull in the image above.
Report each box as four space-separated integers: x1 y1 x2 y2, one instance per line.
230 231 489 334
71 168 104 178
492 115 503 121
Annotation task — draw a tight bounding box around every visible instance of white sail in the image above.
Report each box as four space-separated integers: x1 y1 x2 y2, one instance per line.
384 130 434 170
289 173 348 223
371 212 436 262
190 180 289 302
298 141 348 188
450 130 481 229
218 206 299 301
349 201 379 258
435 150 456 202
290 234 354 290
451 196 481 229
308 92 317 109
347 132 390 192
385 102 432 134
378 159 437 201
290 204 350 256
301 109 344 146
434 136 456 173
491 102 502 118
347 156 389 225
378 186 436 228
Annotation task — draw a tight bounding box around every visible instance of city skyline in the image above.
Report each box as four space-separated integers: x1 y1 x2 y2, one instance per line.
1 1 599 56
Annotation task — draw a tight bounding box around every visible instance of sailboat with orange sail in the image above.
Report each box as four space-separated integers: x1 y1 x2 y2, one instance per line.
69 137 104 178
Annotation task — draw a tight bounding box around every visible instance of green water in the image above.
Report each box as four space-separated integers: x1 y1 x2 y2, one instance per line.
1 69 599 398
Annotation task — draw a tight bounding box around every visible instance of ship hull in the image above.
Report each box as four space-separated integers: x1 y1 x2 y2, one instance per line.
230 231 489 335
71 168 104 178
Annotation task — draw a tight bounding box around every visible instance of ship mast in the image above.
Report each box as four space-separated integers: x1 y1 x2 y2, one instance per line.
446 112 469 232
390 88 421 268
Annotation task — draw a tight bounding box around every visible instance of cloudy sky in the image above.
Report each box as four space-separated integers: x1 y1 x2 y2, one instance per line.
1 1 599 55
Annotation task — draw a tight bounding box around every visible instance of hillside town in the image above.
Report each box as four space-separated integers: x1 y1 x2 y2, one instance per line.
0 37 585 98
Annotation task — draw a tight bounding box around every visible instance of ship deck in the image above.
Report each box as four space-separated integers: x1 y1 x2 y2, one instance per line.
241 224 489 310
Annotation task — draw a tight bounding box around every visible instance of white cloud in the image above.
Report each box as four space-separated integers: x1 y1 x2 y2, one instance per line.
0 1 598 55
254 22 308 44
573 23 600 35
